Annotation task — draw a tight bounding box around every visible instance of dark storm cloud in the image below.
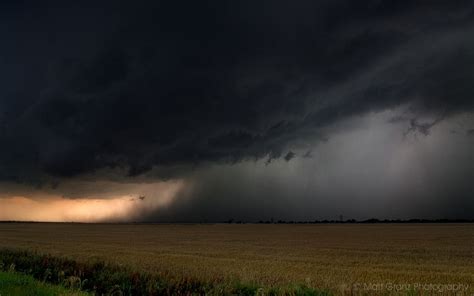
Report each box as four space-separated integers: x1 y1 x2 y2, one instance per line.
142 114 474 222
0 0 474 183
404 117 445 136
284 151 295 162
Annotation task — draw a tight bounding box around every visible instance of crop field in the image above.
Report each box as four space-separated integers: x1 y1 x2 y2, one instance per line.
0 223 472 295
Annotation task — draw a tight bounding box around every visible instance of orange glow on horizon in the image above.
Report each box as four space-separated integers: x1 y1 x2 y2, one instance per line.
0 180 184 222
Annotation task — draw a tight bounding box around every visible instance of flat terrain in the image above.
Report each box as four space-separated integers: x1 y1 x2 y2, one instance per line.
0 223 472 294
0 271 88 296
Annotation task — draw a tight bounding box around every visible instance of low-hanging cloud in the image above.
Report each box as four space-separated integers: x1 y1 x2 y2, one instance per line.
145 111 474 222
0 1 473 221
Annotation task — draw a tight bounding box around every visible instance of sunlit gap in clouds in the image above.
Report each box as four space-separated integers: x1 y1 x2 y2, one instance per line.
0 180 184 222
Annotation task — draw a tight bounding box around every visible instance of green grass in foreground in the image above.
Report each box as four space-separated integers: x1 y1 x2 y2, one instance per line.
0 249 330 295
0 271 88 296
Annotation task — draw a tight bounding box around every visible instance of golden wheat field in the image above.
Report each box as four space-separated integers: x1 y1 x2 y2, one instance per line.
0 223 472 295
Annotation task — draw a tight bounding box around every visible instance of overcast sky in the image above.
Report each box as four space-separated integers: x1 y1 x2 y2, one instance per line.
0 0 473 222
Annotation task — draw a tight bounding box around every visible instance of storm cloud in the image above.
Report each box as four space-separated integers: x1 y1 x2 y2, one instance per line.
0 0 473 221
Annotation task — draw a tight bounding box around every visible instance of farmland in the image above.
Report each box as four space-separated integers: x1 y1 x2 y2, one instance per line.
0 223 472 295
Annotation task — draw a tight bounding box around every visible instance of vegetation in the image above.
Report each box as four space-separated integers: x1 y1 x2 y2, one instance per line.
0 271 88 296
0 249 327 295
0 223 472 295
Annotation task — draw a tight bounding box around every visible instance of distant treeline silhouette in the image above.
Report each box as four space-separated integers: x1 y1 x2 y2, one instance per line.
0 219 473 224
225 218 474 224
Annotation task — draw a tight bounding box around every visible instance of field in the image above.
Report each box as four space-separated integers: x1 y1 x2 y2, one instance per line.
0 223 472 295
0 271 88 296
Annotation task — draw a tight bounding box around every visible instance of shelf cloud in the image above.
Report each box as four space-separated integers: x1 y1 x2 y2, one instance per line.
0 0 473 221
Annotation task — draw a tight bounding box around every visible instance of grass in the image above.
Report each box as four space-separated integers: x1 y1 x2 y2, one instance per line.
0 249 328 295
0 271 88 296
0 223 472 295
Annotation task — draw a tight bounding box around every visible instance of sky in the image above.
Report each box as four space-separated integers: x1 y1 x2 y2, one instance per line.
0 0 473 222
